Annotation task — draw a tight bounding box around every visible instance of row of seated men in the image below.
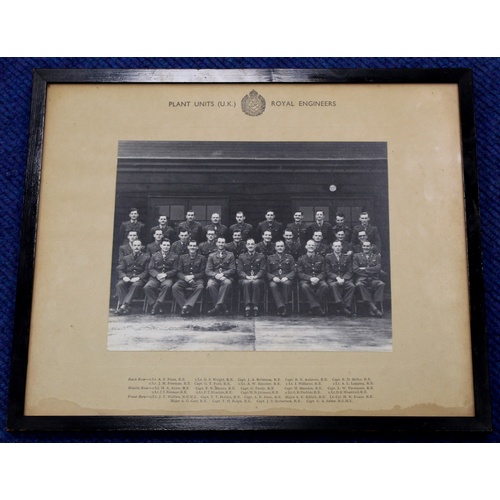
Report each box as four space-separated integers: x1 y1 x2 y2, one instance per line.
114 235 385 319
117 207 383 250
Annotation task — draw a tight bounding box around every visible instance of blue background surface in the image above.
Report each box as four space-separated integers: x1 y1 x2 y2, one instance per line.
0 57 498 442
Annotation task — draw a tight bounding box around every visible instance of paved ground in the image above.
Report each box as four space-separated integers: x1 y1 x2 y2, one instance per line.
108 308 392 352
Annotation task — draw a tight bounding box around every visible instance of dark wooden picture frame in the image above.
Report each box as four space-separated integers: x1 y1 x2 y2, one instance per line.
7 68 491 432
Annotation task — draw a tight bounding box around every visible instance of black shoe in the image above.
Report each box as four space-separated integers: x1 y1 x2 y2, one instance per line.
343 306 353 317
277 306 285 316
116 305 126 315
253 307 259 317
151 302 160 315
122 305 131 315
245 307 251 318
181 306 191 316
208 307 219 316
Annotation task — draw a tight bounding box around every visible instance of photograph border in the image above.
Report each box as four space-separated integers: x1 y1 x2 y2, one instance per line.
7 68 491 432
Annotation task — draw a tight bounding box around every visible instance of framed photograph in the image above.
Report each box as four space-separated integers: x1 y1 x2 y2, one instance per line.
7 68 491 432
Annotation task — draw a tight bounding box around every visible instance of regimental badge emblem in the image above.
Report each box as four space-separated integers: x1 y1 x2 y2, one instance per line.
241 90 266 116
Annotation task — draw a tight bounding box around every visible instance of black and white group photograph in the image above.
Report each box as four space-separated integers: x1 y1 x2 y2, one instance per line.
108 140 392 352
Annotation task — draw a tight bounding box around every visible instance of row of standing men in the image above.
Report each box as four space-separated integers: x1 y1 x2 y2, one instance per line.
115 233 385 319
117 208 383 251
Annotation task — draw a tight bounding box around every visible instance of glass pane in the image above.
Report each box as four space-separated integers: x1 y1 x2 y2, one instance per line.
170 205 185 223
191 205 207 224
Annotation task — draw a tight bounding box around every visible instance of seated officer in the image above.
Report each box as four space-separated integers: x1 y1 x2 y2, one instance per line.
177 210 204 244
353 241 384 317
228 211 253 241
283 229 303 261
205 237 236 316
144 238 179 315
118 207 145 245
225 229 247 258
203 212 228 239
256 230 275 257
172 240 207 316
146 229 164 256
267 240 296 316
171 229 190 256
325 241 355 316
237 238 266 317
297 240 328 316
150 214 176 242
115 239 150 315
199 229 218 257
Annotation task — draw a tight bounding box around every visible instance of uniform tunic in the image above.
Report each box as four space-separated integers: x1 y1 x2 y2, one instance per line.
237 251 266 307
144 250 179 305
116 252 150 306
172 253 207 309
267 253 296 310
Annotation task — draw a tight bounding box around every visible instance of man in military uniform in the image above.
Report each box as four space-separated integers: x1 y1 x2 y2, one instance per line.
237 238 267 317
297 240 328 316
351 212 382 252
118 230 139 261
353 241 384 317
177 210 204 244
225 229 247 258
205 237 237 316
256 230 275 257
146 229 164 256
150 214 176 243
325 241 355 316
144 238 179 315
283 229 303 261
286 210 310 246
267 240 296 316
171 229 190 256
352 230 380 254
118 207 145 245
312 230 331 257
306 210 334 244
334 229 354 257
228 211 253 241
331 212 352 242
115 239 150 315
203 212 227 239
256 210 284 242
199 229 218 257
172 240 207 316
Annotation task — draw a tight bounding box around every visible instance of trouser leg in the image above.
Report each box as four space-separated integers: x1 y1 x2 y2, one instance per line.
207 279 220 307
342 281 355 308
216 278 233 306
124 280 145 305
157 279 174 303
184 280 204 308
300 281 321 309
371 279 385 303
116 280 130 304
355 278 373 302
269 281 284 309
329 282 342 303
144 279 160 305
